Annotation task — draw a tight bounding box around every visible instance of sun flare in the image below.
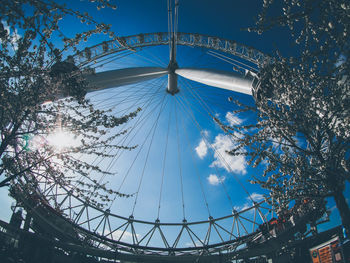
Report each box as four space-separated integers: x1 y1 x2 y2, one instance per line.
47 130 79 151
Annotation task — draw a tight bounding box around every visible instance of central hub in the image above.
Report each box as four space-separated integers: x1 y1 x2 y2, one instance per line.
167 59 179 95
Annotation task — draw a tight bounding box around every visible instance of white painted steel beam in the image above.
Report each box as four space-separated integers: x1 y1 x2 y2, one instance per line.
175 68 253 95
85 67 168 92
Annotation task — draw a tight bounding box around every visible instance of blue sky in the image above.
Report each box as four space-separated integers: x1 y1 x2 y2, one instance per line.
1 0 347 244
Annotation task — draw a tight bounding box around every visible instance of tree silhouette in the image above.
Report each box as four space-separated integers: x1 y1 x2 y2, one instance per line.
226 0 350 234
0 0 138 208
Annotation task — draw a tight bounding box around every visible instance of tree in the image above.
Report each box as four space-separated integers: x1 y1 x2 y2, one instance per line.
0 0 138 209
225 0 350 234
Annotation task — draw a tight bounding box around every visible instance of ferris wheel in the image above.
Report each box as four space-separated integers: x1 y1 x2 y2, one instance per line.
12 1 281 262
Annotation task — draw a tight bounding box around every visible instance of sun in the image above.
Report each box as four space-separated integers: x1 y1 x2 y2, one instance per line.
46 130 79 151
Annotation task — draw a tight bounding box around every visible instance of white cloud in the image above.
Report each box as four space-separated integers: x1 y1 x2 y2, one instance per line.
185 240 204 247
210 134 246 174
232 193 264 214
233 203 250 212
195 139 208 159
207 174 225 186
248 193 264 202
225 112 243 126
102 230 140 243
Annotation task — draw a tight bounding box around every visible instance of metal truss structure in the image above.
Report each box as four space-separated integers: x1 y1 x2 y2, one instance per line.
13 180 276 262
11 33 282 262
72 32 269 68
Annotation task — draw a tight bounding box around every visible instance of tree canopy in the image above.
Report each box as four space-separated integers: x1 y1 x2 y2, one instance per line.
0 0 138 208
226 0 350 234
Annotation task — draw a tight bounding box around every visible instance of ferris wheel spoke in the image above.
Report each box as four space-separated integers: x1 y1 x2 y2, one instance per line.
180 78 218 119
181 83 254 200
176 89 241 215
157 102 173 220
108 87 164 113
112 91 168 181
180 81 239 210
206 50 259 73
108 79 167 118
90 81 151 109
174 102 186 220
98 80 167 164
131 95 171 216
105 93 168 200
131 48 168 68
87 50 135 70
91 85 167 173
182 77 241 124
175 94 212 217
87 79 167 178
111 90 166 118
183 85 235 114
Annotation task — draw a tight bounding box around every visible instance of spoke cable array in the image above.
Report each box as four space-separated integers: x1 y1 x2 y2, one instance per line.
10 25 287 261
175 102 186 220
157 103 173 219
131 94 170 216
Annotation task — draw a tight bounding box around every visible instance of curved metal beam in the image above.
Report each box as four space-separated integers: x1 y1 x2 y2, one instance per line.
85 67 168 91
176 68 254 95
72 32 269 68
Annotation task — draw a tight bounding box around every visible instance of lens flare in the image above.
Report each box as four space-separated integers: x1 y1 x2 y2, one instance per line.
46 130 79 151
